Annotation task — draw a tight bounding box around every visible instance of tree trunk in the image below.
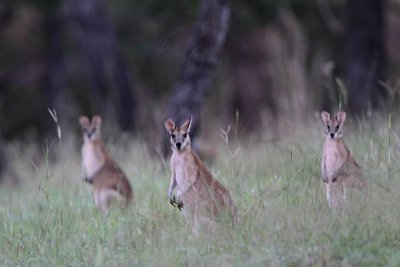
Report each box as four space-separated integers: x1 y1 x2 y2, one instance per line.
43 11 67 136
344 0 385 114
0 4 18 185
163 0 231 155
62 0 136 132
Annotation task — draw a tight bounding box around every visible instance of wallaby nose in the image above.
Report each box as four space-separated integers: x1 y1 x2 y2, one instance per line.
330 133 335 139
176 142 182 149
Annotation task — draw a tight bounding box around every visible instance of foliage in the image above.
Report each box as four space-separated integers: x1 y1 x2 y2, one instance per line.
0 0 350 139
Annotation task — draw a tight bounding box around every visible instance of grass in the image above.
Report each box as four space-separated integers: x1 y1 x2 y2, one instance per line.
0 114 400 266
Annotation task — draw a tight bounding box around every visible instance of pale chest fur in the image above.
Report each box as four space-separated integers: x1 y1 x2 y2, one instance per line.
82 142 105 178
171 152 198 197
323 140 344 178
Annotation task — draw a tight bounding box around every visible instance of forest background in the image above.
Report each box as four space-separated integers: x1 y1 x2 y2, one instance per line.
0 0 397 182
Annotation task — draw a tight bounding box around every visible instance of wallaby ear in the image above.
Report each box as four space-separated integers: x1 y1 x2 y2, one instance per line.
164 118 176 133
321 111 330 124
79 116 90 128
181 117 192 133
336 111 346 125
92 115 102 127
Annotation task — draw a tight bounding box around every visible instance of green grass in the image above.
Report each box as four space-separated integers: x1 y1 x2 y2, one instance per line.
0 116 400 266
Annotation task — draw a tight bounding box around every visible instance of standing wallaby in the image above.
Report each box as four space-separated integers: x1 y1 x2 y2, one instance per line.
164 117 237 234
320 111 367 212
79 115 133 214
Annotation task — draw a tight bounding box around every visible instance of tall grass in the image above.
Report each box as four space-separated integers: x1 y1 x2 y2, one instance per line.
0 113 399 266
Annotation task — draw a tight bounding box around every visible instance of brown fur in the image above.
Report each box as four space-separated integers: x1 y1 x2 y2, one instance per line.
165 118 236 234
80 115 132 213
321 111 367 212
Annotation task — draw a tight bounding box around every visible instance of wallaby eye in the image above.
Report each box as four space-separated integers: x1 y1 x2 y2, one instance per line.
171 134 176 139
336 125 339 130
327 125 330 131
183 133 187 138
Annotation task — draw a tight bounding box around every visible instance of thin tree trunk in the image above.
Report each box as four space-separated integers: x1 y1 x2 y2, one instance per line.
43 11 67 136
62 0 136 132
344 0 385 114
163 0 231 155
0 3 18 185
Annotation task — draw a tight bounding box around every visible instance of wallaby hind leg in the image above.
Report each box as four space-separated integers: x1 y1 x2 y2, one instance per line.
101 189 121 213
94 189 117 214
94 190 108 214
326 184 333 209
182 206 198 235
195 216 219 236
332 184 346 214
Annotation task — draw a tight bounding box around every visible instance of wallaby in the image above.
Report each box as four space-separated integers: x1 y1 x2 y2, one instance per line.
320 111 367 212
164 117 237 234
79 115 133 214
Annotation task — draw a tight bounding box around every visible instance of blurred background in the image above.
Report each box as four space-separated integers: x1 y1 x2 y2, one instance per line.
0 0 398 182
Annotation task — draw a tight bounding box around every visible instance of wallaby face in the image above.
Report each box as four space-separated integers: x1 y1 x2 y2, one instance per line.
321 111 346 140
79 115 102 141
164 118 192 151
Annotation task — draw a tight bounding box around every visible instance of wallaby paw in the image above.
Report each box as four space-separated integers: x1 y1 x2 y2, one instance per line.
177 200 184 210
170 196 177 207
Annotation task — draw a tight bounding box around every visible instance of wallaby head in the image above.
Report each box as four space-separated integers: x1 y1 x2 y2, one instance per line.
321 111 346 140
79 115 102 141
164 117 192 151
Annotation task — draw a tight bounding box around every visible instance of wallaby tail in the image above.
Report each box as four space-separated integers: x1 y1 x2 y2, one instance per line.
115 176 133 206
125 189 133 206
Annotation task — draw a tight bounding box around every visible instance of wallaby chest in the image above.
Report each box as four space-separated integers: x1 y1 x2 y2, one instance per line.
82 142 105 178
171 152 198 193
323 140 345 176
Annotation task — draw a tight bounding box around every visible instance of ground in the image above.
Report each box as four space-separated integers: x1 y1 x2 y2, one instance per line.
0 114 399 266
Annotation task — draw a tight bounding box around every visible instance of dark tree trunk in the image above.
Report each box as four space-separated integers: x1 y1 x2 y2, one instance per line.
225 29 279 132
344 0 385 114
163 0 231 155
62 0 136 132
43 11 67 136
0 4 18 185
